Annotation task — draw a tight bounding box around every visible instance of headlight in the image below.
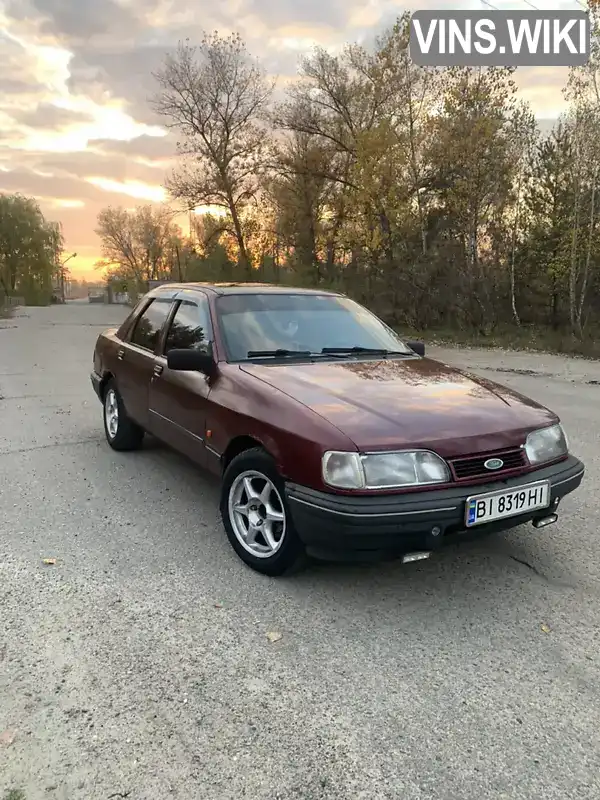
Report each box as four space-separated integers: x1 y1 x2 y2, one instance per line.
525 423 568 465
322 450 450 489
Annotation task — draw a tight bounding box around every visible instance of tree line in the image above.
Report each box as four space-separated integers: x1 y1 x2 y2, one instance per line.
0 194 65 312
95 11 600 347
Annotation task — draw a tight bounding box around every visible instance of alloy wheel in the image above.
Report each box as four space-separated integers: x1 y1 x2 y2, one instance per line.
228 470 286 558
104 388 119 439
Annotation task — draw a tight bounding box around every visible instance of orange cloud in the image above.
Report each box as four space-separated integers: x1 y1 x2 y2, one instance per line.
0 0 575 278
85 176 166 202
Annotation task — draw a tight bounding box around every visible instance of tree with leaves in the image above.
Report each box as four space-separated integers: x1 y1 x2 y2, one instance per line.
520 123 574 329
563 14 600 338
0 194 63 306
130 15 600 347
264 131 332 284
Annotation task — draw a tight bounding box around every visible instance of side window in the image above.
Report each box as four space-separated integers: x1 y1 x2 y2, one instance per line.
129 298 173 352
164 297 212 353
117 297 147 340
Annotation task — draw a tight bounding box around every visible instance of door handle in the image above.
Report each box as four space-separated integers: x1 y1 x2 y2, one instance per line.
117 348 125 361
153 364 163 376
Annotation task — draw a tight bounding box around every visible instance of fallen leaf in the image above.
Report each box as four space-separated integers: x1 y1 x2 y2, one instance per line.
0 730 16 746
213 603 223 609
42 558 56 566
266 631 282 643
541 623 551 634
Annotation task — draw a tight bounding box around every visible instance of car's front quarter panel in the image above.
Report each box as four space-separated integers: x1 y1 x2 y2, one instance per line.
206 364 356 487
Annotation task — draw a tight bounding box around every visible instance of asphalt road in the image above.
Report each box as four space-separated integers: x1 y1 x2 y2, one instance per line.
1 303 599 800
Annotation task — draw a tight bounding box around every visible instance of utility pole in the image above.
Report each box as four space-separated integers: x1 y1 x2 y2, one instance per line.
59 252 77 303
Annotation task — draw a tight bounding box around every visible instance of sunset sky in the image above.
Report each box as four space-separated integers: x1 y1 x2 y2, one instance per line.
0 0 580 277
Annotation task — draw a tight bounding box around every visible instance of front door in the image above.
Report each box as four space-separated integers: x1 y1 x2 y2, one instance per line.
148 291 214 467
116 296 173 428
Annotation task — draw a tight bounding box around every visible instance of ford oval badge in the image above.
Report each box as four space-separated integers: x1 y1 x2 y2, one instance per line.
484 458 504 470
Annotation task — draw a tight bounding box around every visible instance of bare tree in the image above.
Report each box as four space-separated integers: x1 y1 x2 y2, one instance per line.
95 205 182 286
152 32 274 278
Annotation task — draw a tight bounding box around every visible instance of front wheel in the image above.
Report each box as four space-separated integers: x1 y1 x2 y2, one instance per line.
220 448 307 576
103 379 145 451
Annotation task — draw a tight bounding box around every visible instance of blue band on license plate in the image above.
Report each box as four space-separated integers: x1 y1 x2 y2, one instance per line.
465 480 550 527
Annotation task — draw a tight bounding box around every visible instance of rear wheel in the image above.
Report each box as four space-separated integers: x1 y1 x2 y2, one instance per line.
103 379 145 451
220 448 307 576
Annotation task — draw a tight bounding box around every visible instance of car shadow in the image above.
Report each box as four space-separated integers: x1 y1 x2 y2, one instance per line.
304 538 564 591
266 538 584 646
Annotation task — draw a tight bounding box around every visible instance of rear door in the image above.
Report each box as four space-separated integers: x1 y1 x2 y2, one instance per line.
116 296 174 427
148 291 214 467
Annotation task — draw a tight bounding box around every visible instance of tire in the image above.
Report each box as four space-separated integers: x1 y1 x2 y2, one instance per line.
220 447 308 576
102 379 145 451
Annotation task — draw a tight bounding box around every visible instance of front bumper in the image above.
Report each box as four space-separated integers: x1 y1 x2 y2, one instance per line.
285 455 585 562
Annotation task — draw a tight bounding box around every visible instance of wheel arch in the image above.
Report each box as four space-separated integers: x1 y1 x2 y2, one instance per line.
99 371 114 400
221 435 274 473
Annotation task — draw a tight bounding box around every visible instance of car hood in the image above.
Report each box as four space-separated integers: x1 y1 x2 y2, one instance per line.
239 357 558 456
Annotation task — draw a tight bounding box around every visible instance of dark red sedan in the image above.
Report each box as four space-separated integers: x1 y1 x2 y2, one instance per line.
91 283 585 575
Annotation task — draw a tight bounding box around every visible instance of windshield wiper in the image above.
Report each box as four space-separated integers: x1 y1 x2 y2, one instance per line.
247 349 313 358
246 346 409 360
321 347 410 357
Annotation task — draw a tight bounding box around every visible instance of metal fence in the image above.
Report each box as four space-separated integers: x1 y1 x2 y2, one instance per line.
1 297 21 318
0 295 25 308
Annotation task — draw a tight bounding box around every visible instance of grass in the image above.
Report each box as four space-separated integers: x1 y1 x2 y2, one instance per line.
399 324 600 360
3 790 26 800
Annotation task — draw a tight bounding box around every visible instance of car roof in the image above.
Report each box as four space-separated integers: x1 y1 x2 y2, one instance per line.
150 282 343 297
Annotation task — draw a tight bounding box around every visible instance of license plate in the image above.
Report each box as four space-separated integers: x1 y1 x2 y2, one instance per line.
465 480 550 527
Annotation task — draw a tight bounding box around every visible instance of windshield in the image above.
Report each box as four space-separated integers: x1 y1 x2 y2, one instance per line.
215 293 413 361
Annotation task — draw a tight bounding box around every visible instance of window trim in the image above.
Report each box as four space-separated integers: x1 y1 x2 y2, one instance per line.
159 291 213 357
119 297 153 341
127 296 175 354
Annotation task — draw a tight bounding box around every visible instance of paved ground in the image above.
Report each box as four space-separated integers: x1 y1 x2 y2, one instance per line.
1 303 599 800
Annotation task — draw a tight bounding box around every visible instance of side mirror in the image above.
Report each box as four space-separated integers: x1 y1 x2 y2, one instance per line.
167 348 215 376
407 340 425 357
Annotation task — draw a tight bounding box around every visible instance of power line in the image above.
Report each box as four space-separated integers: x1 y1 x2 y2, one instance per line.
481 0 587 11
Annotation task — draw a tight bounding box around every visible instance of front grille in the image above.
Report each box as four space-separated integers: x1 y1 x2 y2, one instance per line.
450 448 526 481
